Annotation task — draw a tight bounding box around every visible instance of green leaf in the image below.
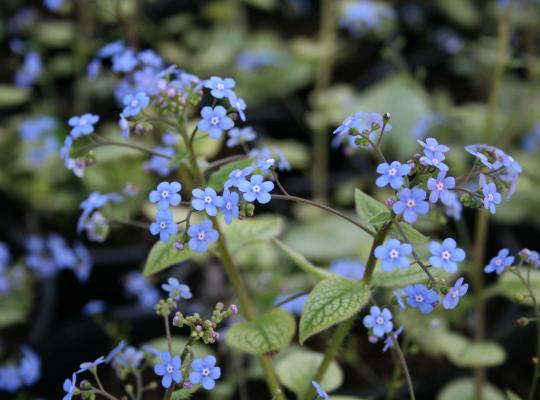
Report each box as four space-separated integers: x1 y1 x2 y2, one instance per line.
433 331 506 367
143 234 192 276
222 215 284 253
207 158 254 189
436 0 480 28
393 222 429 244
369 211 392 226
0 284 33 328
273 239 336 281
371 266 445 288
505 390 523 400
145 336 214 359
275 348 343 397
34 21 75 47
172 386 199 400
225 309 295 355
437 378 505 400
494 269 540 307
0 85 30 108
354 189 387 227
299 278 370 344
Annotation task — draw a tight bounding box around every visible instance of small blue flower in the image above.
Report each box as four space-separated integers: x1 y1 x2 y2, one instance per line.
82 300 107 316
484 248 514 275
189 355 221 390
427 171 455 204
204 76 236 99
239 174 274 204
161 277 192 300
418 137 450 154
329 259 365 280
115 346 145 369
311 380 329 400
197 106 234 139
112 48 138 73
44 0 64 11
0 242 11 270
392 187 429 223
443 277 468 309
149 181 182 211
118 114 130 139
428 238 465 273
105 341 126 364
418 138 450 171
78 356 105 373
225 167 254 189
275 292 308 316
97 40 125 59
383 326 404 352
154 352 182 389
482 182 502 214
62 373 77 400
138 49 164 68
19 346 41 386
363 306 393 337
0 366 22 393
220 189 240 224
150 211 178 243
146 147 175 176
15 52 42 87
187 220 219 253
393 289 406 309
226 127 256 147
191 187 224 217
122 92 150 117
68 113 100 138
228 94 247 121
374 239 412 272
60 136 73 162
87 58 101 80
375 161 411 189
404 284 438 314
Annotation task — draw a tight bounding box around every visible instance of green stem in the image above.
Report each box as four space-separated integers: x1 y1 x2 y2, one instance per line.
311 0 338 203
178 122 286 400
84 140 173 159
391 335 415 400
301 223 393 400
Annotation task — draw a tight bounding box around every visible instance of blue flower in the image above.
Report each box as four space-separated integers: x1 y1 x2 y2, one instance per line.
484 248 514 275
15 52 42 87
62 373 77 400
44 0 64 11
146 147 175 176
418 137 450 154
112 48 138 73
220 189 240 224
191 187 223 216
239 174 274 204
340 1 395 37
197 106 234 139
19 346 41 386
60 136 73 162
78 356 105 373
482 182 502 214
189 355 221 390
427 171 455 204
68 113 100 138
375 239 412 272
226 127 256 148
149 181 182 211
225 167 254 189
87 58 101 80
275 292 308 316
138 49 164 68
228 94 247 121
105 341 126 364
329 259 365 280
311 380 329 400
0 242 11 270
392 187 429 223
428 238 465 273
204 76 236 99
443 277 468 309
393 289 406 309
118 114 130 139
383 326 404 352
97 40 125 58
161 277 192 300
375 161 411 189
0 366 22 392
154 352 182 389
333 112 391 147
363 306 393 337
82 300 107 316
404 284 438 314
150 211 178 242
19 116 56 141
418 137 450 171
187 220 219 253
122 92 150 117
73 241 93 283
115 347 145 369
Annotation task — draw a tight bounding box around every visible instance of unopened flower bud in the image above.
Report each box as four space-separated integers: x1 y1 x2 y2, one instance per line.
174 241 184 251
183 381 193 389
230 304 238 314
385 197 395 207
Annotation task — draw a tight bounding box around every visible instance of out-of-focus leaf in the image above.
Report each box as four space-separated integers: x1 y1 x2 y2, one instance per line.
437 378 505 400
0 85 30 108
492 269 540 307
437 0 480 27
222 215 284 253
34 21 75 47
433 331 506 367
0 283 33 328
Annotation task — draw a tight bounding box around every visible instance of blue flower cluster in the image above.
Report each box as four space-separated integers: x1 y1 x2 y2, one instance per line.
0 346 40 393
77 192 125 242
124 272 160 309
18 116 59 165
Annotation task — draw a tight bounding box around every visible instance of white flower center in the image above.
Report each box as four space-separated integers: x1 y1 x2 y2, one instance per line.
202 368 210 376
432 158 439 165
80 118 87 125
225 202 232 210
161 190 169 199
388 168 397 177
389 249 399 259
234 170 243 178
216 83 224 90
252 185 261 193
197 232 206 241
406 199 416 208
441 250 451 260
159 221 167 229
495 259 502 266
488 193 494 201
204 196 212 204
451 289 459 298
131 99 139 108
210 117 220 125
436 182 444 191
376 316 385 325
415 295 424 303
166 365 174 373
